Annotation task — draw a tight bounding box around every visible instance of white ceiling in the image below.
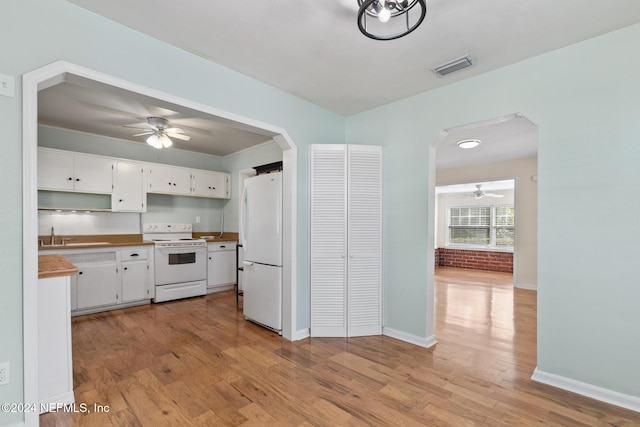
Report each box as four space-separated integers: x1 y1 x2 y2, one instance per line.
436 179 514 194
38 80 275 157
435 113 538 169
67 0 640 116
42 1 640 162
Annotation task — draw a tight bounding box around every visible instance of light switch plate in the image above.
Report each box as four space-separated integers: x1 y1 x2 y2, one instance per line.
0 73 15 98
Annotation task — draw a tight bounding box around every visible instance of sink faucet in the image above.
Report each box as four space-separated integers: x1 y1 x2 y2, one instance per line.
50 226 55 245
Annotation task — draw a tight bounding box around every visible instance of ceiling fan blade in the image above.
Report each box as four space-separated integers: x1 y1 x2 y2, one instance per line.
132 131 154 136
123 124 150 130
168 133 191 141
164 127 186 134
484 193 504 198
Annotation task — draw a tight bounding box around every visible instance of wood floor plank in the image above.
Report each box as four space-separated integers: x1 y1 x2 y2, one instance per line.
40 267 640 426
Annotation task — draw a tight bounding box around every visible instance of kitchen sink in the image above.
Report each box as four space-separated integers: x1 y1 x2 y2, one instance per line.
42 242 110 248
64 242 110 246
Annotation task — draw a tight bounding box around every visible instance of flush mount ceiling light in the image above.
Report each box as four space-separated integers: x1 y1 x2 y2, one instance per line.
357 0 427 41
457 139 481 149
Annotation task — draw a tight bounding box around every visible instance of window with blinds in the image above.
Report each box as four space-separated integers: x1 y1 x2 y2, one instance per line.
449 205 514 248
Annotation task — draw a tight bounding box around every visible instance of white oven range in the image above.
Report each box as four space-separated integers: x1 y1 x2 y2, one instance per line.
143 223 207 302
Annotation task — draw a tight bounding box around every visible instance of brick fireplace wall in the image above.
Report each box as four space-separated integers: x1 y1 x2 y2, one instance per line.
436 248 513 273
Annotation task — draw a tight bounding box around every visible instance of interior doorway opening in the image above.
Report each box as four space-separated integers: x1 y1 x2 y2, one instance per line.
435 179 516 278
23 60 298 427
426 112 539 347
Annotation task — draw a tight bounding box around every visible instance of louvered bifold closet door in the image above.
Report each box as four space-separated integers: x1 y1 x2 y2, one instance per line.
347 145 382 337
310 145 348 337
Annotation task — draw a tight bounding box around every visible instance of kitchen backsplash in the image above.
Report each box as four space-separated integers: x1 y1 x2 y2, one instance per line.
38 211 140 236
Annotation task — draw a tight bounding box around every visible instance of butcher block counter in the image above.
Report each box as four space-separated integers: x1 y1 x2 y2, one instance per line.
38 254 78 279
38 233 154 250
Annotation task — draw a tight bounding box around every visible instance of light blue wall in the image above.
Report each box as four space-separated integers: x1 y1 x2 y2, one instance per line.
4 2 639 424
346 24 640 397
2 1 343 424
222 141 283 232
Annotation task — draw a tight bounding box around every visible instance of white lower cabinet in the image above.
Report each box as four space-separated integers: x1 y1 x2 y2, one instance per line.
121 248 151 302
73 254 120 309
207 242 236 293
38 275 74 412
48 247 153 315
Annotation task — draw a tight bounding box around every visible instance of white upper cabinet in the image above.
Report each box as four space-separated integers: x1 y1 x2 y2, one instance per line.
38 148 113 194
147 164 191 196
112 160 145 212
310 144 382 338
38 148 230 202
192 170 230 199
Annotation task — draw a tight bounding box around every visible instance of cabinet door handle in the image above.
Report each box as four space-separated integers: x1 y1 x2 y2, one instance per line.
130 253 139 257
76 178 80 181
68 177 73 181
124 267 128 271
119 199 124 202
78 271 83 275
209 257 212 260
220 245 226 248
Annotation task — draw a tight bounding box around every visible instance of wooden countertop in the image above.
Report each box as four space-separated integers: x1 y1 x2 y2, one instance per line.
194 232 239 243
37 232 238 250
38 255 78 279
38 233 154 251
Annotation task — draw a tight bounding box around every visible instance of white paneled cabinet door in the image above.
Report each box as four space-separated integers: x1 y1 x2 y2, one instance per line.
147 164 191 195
112 161 145 212
310 144 382 338
73 154 114 194
37 149 75 191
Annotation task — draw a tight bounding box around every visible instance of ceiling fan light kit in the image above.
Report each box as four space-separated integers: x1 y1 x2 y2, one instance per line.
127 116 190 150
357 0 427 41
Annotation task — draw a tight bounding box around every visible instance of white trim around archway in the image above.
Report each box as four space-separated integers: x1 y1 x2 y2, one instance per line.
23 60 298 427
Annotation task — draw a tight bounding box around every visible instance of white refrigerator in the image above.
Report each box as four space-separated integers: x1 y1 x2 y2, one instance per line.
240 171 282 332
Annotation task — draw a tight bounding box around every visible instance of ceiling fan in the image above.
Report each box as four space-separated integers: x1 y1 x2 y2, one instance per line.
468 184 504 199
127 117 191 149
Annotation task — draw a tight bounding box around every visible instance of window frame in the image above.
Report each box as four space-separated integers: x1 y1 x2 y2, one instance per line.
446 204 515 251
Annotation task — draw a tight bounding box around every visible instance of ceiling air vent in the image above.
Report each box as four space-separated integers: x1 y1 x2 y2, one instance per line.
433 55 473 77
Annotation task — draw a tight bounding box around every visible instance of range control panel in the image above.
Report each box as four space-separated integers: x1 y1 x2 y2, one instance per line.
143 223 193 233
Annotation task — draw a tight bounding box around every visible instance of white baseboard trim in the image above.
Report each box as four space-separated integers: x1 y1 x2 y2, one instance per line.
515 282 537 291
532 368 640 413
383 327 437 349
293 328 310 341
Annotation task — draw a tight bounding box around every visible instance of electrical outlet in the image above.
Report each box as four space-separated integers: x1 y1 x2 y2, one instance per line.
0 74 15 98
195 215 201 224
0 362 9 385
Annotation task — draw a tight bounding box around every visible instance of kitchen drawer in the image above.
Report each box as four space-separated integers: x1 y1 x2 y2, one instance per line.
64 252 117 264
208 242 235 252
120 248 149 261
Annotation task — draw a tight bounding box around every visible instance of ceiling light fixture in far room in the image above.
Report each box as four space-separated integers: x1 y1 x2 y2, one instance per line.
457 139 481 149
357 0 427 41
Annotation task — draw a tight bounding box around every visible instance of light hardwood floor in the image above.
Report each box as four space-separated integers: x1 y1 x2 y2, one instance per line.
41 267 640 426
